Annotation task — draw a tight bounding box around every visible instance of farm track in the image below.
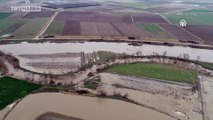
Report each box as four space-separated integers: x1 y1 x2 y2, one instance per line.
37 11 59 38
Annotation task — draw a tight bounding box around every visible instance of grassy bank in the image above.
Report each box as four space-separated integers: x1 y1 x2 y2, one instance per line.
197 62 213 70
0 76 42 109
106 63 197 84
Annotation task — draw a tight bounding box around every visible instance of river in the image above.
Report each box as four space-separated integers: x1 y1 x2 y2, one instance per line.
4 93 175 120
0 42 213 63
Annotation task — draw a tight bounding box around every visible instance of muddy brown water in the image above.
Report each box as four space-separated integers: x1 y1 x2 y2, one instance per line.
0 42 213 63
4 93 175 120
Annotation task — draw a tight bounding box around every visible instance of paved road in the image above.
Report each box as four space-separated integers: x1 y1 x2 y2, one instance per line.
200 76 213 120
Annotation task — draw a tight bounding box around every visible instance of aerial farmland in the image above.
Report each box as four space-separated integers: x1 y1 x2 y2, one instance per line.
0 0 213 120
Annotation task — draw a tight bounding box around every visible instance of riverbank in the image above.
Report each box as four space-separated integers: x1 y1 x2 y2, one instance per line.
1 38 213 50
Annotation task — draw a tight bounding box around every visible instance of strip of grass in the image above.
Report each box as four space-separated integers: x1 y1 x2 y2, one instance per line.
84 81 98 90
0 12 13 20
0 76 42 109
137 23 172 39
106 63 197 84
197 62 213 70
164 11 213 25
44 20 65 36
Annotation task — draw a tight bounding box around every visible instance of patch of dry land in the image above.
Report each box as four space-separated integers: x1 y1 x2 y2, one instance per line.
97 73 202 120
4 93 174 120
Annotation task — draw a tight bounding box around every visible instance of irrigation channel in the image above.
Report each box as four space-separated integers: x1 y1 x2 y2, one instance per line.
0 41 213 63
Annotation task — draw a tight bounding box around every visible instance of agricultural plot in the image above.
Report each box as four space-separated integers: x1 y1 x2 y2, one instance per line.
56 11 131 23
55 11 98 21
159 24 202 43
44 20 65 36
164 11 213 25
0 19 17 32
112 23 148 37
137 23 173 39
0 76 42 109
0 12 13 20
0 22 25 36
95 22 121 36
80 22 98 36
22 11 55 19
7 12 25 19
106 63 197 84
133 13 168 23
43 3 100 9
80 22 120 36
62 21 80 35
185 25 213 44
12 19 48 39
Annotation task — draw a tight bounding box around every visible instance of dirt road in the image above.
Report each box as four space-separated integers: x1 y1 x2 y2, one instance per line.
200 76 213 120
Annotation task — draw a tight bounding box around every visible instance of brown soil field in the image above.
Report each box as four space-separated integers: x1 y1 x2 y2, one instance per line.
22 11 55 19
62 21 80 35
80 22 99 35
55 11 98 21
94 22 121 36
56 11 132 23
112 23 148 37
122 15 132 23
184 25 213 44
159 24 202 43
0 22 25 35
133 13 168 23
80 22 120 36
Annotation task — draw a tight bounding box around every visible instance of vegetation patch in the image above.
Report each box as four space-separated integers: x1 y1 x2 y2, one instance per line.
137 23 172 39
84 78 100 90
197 62 213 70
44 20 65 36
0 76 42 109
0 19 17 32
12 18 48 39
106 63 197 84
0 12 13 20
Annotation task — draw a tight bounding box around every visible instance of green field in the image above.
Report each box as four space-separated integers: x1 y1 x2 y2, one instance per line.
137 23 172 39
0 12 13 20
164 11 213 25
44 20 65 36
0 76 42 109
0 19 17 32
12 18 48 39
106 63 197 84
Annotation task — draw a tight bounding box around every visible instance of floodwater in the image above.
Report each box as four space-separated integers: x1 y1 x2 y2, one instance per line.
4 93 175 120
0 42 213 63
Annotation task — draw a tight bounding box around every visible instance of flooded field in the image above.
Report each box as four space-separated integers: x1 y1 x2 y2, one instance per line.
4 93 175 120
0 42 213 63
